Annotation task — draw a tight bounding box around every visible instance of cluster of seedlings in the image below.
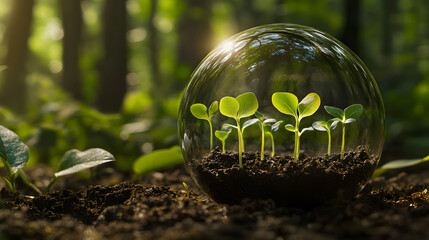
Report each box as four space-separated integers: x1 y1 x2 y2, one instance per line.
191 92 363 167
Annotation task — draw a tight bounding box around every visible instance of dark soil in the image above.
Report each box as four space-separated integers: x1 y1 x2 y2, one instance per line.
1 160 429 239
190 147 377 206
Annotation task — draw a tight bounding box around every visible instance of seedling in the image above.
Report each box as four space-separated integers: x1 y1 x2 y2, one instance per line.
272 92 320 161
312 119 338 155
47 148 116 191
265 120 283 157
182 182 190 198
190 101 219 150
215 129 231 153
0 125 40 194
219 92 258 168
324 104 363 159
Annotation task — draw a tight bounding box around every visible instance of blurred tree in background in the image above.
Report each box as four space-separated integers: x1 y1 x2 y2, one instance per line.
0 0 428 170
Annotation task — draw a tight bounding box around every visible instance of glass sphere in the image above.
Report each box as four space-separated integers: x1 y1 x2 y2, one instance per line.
178 23 385 206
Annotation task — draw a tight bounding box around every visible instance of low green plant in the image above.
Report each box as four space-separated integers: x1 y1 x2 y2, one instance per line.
190 101 219 150
219 92 258 168
324 104 363 159
47 148 116 191
182 182 190 198
312 119 338 155
265 120 283 157
215 129 231 153
133 145 183 176
0 125 40 193
372 155 429 178
272 92 320 162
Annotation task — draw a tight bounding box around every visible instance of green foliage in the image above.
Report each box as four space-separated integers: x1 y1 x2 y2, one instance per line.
272 92 320 161
133 145 183 175
220 92 258 167
190 101 219 150
372 155 429 178
312 119 338 155
215 129 231 153
47 148 115 190
0 125 30 192
325 104 363 159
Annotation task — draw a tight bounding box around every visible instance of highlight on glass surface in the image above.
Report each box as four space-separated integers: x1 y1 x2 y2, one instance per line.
178 23 385 206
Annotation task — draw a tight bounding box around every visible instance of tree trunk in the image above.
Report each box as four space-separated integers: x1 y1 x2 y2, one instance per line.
340 0 361 56
96 0 128 113
177 0 213 71
0 0 35 113
60 0 83 101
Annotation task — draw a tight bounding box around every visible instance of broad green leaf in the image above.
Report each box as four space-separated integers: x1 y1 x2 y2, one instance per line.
243 118 259 130
345 104 363 119
220 97 239 118
208 101 219 116
215 130 229 141
55 148 115 177
324 106 344 120
0 125 29 173
298 93 321 119
236 92 258 118
272 92 298 118
285 124 295 132
133 146 183 175
190 103 208 120
255 112 264 121
372 155 429 178
312 121 328 131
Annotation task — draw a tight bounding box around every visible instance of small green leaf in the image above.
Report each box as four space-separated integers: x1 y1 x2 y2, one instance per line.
236 92 258 118
0 125 29 174
264 118 276 124
344 118 356 124
55 148 115 178
372 155 429 178
324 106 344 120
300 127 314 135
208 101 219 116
222 123 237 130
220 97 239 119
0 65 7 72
133 146 183 175
190 104 209 120
285 124 295 132
327 119 339 129
215 130 229 141
272 92 298 118
298 93 321 119
312 121 328 131
271 121 283 132
344 104 363 119
243 118 259 130
255 112 264 121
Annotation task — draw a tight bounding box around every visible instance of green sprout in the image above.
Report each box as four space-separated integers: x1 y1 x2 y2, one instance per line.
272 92 320 162
312 119 338 155
219 92 258 168
182 182 190 198
190 101 219 150
265 120 283 157
324 104 363 159
215 129 231 153
243 112 280 160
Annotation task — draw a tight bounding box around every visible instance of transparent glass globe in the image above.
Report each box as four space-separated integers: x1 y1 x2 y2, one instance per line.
178 24 384 206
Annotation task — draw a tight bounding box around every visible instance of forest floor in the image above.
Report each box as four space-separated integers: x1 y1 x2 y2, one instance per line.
1 161 429 240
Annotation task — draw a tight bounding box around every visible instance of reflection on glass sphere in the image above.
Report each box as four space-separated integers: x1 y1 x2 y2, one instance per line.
178 24 385 206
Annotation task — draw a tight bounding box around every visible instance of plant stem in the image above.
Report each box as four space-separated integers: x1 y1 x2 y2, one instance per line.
294 117 300 162
341 123 345 160
222 140 225 153
327 130 331 155
236 119 243 168
270 133 275 157
261 124 265 160
208 120 213 151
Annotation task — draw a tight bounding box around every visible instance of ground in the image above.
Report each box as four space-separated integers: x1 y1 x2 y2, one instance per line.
1 161 429 240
